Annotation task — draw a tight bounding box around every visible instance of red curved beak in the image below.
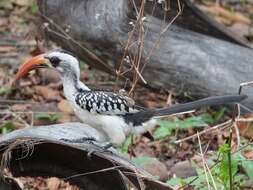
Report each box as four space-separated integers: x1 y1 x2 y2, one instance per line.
12 54 47 85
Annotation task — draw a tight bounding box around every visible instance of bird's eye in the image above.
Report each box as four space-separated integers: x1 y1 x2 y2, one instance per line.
49 56 61 67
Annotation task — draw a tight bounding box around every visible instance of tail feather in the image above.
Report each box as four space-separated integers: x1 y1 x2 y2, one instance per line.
124 94 247 126
153 94 247 117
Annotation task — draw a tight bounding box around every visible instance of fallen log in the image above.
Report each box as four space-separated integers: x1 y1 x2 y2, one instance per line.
0 123 173 190
37 0 253 107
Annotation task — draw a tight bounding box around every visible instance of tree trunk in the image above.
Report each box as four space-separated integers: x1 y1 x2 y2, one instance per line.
37 0 253 106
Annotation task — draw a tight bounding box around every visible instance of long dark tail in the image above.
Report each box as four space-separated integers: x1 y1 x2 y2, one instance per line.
124 94 247 126
153 94 247 117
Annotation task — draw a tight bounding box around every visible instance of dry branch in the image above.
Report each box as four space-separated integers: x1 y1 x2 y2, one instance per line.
37 0 253 107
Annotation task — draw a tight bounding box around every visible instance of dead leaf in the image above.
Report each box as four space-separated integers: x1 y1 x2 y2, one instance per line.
0 17 8 27
13 0 29 6
58 114 72 123
166 93 173 106
65 185 80 190
243 150 253 159
34 86 61 101
33 119 54 126
237 117 253 139
11 104 32 111
133 142 156 157
0 0 13 9
199 5 251 25
57 99 73 114
0 46 16 53
216 16 233 26
229 23 249 38
142 158 169 181
47 177 61 190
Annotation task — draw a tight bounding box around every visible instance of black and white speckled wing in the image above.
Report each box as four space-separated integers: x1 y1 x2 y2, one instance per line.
75 91 136 115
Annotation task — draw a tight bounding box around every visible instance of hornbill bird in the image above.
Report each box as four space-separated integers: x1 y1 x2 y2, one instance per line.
12 50 247 146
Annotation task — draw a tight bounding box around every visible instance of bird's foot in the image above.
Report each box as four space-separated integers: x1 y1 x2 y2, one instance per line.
60 137 97 144
101 142 113 150
87 142 113 158
60 137 113 158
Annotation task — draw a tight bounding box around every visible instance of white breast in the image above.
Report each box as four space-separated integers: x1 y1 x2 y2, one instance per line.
72 103 132 145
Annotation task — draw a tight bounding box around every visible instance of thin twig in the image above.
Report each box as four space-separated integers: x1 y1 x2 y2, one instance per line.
174 119 232 144
205 161 218 190
181 138 253 189
228 126 233 190
117 0 182 94
64 166 124 180
238 103 253 113
233 121 240 151
197 131 211 190
39 13 114 74
160 0 182 35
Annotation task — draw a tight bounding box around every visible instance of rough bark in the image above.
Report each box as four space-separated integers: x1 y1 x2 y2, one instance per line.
37 0 253 106
0 123 172 190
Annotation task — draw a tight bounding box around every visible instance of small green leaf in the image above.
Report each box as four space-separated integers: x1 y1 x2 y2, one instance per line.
218 143 230 154
154 113 215 139
35 113 61 122
79 61 86 70
217 143 238 188
212 107 226 123
179 114 212 129
153 119 175 139
28 1 38 14
166 176 184 186
118 135 132 154
1 122 15 134
35 113 51 120
0 87 12 96
242 160 253 182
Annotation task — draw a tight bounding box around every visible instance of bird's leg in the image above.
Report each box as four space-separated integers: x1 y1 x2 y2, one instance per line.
129 134 136 158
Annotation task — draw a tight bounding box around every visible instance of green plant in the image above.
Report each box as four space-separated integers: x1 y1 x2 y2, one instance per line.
27 0 38 14
218 143 239 189
0 122 15 134
242 160 253 182
154 108 226 139
0 87 12 96
239 0 248 6
79 60 86 70
34 113 61 122
118 135 132 154
237 144 253 184
166 142 247 190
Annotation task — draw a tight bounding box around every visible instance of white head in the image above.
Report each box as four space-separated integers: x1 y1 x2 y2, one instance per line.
44 50 81 79
13 49 89 100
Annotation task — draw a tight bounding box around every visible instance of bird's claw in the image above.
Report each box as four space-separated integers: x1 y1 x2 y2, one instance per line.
60 137 113 159
87 142 113 158
101 142 113 150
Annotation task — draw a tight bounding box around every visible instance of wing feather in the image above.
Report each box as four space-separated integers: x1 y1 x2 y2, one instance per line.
75 91 136 115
